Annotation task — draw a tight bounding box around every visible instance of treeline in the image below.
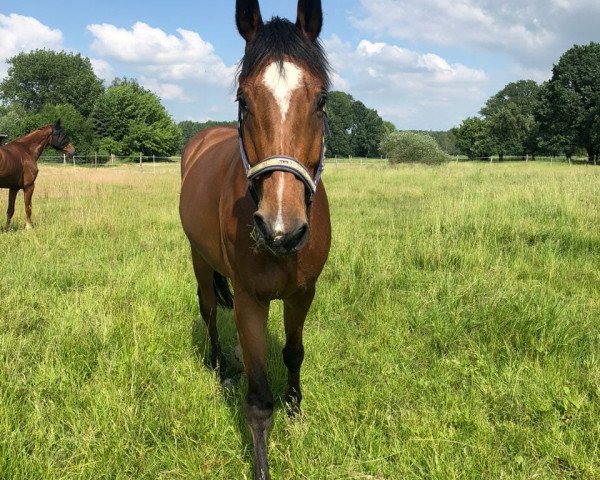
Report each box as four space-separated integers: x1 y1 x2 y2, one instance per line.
176 92 396 158
0 49 395 159
0 50 181 157
452 42 600 164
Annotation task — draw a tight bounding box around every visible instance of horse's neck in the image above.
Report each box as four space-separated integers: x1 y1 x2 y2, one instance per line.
16 129 51 160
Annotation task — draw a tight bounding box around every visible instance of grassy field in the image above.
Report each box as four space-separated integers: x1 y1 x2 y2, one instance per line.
0 161 599 479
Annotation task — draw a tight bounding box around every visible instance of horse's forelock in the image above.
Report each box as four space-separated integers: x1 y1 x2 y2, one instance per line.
237 17 330 88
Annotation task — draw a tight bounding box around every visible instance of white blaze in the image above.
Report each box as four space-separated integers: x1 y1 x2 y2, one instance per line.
262 61 303 236
274 172 286 236
262 61 303 123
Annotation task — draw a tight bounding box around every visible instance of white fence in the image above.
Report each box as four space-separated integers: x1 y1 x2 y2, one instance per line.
39 153 179 167
38 153 593 168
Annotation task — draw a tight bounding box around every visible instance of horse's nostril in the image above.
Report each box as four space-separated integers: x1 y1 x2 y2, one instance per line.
285 222 309 250
253 212 272 240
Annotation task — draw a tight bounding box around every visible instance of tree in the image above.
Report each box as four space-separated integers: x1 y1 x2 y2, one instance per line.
325 91 387 158
536 43 600 163
383 121 397 134
381 131 449 165
481 80 540 160
536 82 580 158
91 79 181 157
406 130 459 155
480 80 541 119
351 100 385 157
452 117 497 159
486 104 530 161
0 50 104 117
326 91 354 157
0 104 29 140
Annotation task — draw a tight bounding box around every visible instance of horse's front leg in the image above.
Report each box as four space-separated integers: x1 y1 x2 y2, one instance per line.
5 188 18 229
234 288 273 480
283 286 315 416
23 184 35 230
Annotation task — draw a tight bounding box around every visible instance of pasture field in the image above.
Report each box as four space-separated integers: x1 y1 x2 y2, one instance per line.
1 161 599 479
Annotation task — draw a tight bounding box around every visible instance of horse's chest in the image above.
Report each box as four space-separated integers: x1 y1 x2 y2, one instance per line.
243 256 319 300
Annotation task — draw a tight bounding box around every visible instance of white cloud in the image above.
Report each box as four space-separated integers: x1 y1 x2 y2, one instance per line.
87 22 235 84
324 35 487 128
352 0 600 67
139 77 189 102
0 13 63 77
354 40 486 84
89 58 114 82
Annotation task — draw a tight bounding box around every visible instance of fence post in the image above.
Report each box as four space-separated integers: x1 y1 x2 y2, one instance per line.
73 155 76 169
95 152 98 168
153 154 156 173
139 152 142 169
63 154 66 165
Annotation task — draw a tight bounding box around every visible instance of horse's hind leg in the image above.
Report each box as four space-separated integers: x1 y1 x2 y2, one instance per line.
192 250 228 381
23 184 35 230
282 286 315 417
5 188 18 229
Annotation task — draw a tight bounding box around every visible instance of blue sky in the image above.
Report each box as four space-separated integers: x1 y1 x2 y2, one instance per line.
1 1 599 130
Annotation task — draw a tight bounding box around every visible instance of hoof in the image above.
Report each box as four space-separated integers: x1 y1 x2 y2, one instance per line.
25 223 33 230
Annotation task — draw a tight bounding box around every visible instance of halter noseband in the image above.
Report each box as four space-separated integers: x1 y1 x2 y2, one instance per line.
238 106 329 206
50 127 71 150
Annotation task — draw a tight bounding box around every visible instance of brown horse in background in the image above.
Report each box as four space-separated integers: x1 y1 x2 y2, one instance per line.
0 120 75 229
179 1 331 478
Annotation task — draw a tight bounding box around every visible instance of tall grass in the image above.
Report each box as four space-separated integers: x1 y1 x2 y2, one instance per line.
0 162 599 479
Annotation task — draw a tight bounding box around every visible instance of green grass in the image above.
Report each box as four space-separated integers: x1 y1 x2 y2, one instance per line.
1 161 599 479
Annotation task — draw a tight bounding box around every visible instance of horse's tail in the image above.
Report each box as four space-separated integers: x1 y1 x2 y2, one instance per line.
213 272 234 309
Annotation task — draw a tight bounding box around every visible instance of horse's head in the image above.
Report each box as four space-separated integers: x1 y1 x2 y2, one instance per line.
236 0 330 256
50 119 76 158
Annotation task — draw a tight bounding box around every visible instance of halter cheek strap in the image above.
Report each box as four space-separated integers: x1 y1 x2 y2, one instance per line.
238 108 329 206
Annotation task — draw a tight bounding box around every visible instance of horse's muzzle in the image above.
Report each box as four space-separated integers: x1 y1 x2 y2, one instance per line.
253 212 309 255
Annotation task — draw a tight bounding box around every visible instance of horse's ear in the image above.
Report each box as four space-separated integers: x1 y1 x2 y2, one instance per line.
236 0 264 43
296 0 323 43
55 119 62 128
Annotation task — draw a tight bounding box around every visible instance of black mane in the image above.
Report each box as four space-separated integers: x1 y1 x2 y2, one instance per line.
237 17 330 89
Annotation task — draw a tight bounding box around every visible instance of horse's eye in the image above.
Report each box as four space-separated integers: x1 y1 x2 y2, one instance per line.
317 93 327 111
237 92 249 112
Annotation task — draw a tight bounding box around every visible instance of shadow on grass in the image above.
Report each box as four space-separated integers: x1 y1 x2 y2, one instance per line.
191 306 289 471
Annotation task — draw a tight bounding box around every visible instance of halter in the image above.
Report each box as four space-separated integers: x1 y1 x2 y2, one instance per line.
238 105 330 206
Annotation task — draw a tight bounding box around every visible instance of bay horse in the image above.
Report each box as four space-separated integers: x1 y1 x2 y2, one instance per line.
179 0 331 478
0 120 75 229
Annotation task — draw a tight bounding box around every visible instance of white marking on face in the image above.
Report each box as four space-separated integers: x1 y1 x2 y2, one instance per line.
273 172 286 237
262 61 303 123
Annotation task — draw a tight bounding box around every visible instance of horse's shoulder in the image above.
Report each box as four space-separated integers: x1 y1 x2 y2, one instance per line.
189 127 237 150
0 143 24 165
182 127 238 178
